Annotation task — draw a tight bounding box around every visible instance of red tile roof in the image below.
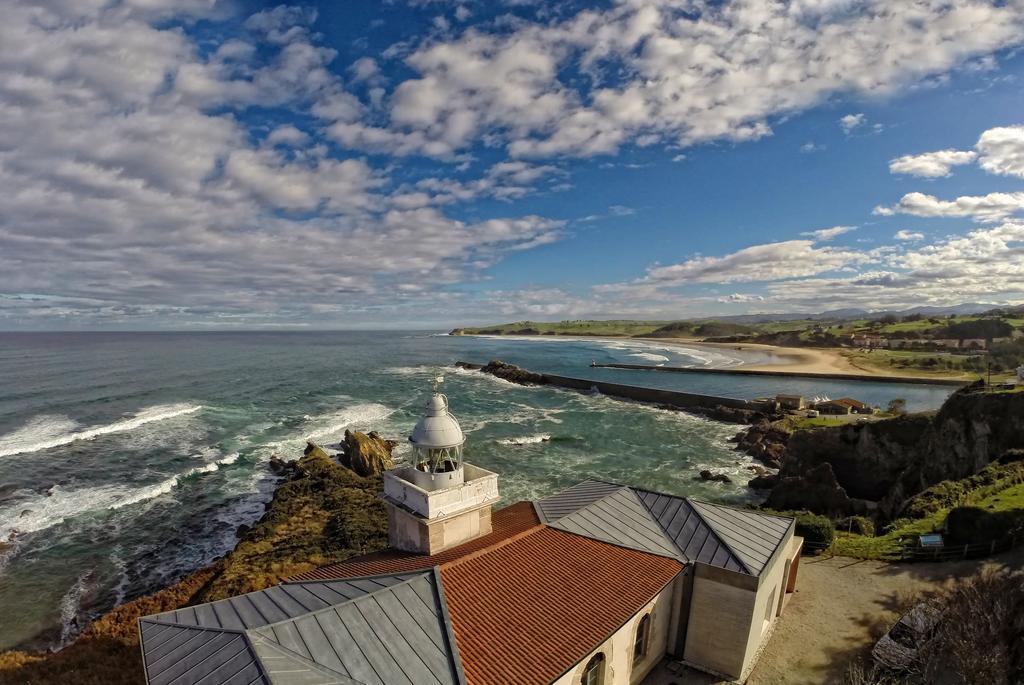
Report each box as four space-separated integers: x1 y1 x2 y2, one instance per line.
440 526 683 685
288 501 540 581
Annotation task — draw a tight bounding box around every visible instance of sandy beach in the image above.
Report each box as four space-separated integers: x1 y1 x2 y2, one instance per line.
657 338 862 374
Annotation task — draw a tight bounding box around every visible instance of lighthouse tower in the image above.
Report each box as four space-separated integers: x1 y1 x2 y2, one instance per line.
382 386 499 555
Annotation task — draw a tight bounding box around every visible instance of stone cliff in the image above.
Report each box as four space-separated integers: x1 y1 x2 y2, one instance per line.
766 385 1024 521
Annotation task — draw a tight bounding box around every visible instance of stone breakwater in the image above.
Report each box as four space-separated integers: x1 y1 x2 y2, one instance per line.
458 360 786 488
456 360 760 417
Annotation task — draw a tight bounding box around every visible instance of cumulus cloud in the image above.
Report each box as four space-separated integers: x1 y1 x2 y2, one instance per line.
325 1 1024 159
874 191 1024 222
619 239 870 287
976 125 1024 178
592 222 1024 315
839 113 866 134
801 225 856 241
0 0 565 327
889 149 978 177
894 230 925 241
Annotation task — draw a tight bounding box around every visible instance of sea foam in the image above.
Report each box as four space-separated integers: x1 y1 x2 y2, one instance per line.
0 403 203 458
0 452 239 538
496 434 552 446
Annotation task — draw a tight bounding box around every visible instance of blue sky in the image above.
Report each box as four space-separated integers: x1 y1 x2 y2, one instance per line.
1 0 1023 329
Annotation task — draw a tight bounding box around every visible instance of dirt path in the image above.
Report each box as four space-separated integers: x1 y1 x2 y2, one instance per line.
747 547 1024 684
645 547 1024 685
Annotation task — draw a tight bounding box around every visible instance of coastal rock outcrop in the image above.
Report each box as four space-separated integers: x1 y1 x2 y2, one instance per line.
338 430 396 477
766 385 1024 521
764 463 861 517
473 359 549 385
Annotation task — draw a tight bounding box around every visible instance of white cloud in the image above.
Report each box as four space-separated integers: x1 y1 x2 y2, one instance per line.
889 149 977 177
324 1 1024 159
894 230 924 241
801 225 856 241
839 113 866 134
627 239 870 286
0 0 568 328
976 125 1024 178
719 293 765 303
875 191 1024 223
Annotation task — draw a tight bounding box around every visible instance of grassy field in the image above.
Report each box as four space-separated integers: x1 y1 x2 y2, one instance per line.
839 348 987 380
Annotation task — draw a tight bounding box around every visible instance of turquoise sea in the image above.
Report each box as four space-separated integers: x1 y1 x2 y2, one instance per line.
0 332 953 650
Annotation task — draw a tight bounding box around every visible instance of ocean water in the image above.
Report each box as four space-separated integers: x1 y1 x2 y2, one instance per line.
0 332 953 650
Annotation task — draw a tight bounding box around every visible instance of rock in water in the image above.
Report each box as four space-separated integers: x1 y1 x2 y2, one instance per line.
341 430 397 477
479 360 549 385
696 469 733 484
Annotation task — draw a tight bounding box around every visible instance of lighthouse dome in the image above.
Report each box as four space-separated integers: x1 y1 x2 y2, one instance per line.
410 393 464 449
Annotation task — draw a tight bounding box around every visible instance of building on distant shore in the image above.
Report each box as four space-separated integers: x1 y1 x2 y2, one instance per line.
775 394 806 410
137 391 802 685
815 398 872 415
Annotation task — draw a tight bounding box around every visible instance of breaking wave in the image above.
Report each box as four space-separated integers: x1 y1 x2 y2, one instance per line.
628 352 670 363
0 403 203 458
497 434 552 446
0 452 239 538
306 403 394 441
59 571 92 646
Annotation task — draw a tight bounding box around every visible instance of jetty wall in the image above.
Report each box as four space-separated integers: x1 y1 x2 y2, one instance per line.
590 362 970 387
457 362 755 412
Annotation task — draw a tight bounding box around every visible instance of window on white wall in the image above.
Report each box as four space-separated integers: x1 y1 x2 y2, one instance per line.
582 653 605 685
763 588 776 632
633 614 651 664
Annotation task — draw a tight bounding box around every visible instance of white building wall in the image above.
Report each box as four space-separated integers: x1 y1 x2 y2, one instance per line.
551 576 679 685
739 536 794 675
683 568 756 678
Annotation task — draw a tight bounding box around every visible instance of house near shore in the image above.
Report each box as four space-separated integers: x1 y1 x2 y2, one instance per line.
815 397 872 415
775 394 806 410
137 392 802 685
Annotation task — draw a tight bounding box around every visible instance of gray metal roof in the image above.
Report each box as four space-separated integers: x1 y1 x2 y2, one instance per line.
139 571 465 685
148 574 420 631
534 479 623 522
138 621 269 685
538 479 793 576
633 488 748 573
548 486 681 559
687 499 794 576
249 570 462 685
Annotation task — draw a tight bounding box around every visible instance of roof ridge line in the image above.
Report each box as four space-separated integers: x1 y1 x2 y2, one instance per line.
617 486 690 561
439 523 546 569
688 496 797 522
684 497 753 575
248 630 361 683
137 618 250 636
250 570 434 632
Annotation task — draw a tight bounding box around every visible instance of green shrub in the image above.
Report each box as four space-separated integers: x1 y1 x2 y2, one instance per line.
793 511 835 548
901 461 1024 519
836 515 875 536
945 506 1024 545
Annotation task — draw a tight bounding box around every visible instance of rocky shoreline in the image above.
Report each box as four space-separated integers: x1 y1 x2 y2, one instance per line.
0 432 399 685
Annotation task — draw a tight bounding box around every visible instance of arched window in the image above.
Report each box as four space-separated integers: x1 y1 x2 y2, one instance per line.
633 614 651 664
582 652 605 685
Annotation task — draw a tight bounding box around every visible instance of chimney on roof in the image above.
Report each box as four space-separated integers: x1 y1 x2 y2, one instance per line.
381 382 500 555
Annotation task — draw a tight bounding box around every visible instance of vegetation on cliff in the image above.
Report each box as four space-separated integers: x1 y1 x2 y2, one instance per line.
0 447 391 684
847 569 1024 684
